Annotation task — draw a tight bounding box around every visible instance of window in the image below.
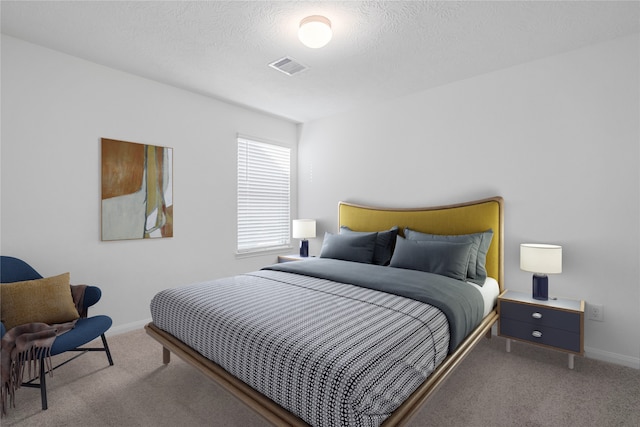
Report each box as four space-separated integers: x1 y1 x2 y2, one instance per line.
237 136 291 253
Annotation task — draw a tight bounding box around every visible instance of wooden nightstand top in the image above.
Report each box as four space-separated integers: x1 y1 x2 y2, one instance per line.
277 254 316 263
499 290 584 313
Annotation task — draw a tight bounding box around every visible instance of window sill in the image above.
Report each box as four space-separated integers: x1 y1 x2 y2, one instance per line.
235 246 293 259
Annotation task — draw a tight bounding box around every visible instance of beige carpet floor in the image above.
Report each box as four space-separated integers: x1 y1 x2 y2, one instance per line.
2 328 639 426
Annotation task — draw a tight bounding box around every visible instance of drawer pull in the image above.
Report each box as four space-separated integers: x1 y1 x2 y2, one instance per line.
532 330 543 338
532 312 543 319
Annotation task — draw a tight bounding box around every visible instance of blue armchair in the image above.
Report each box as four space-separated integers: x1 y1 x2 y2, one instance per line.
0 256 113 410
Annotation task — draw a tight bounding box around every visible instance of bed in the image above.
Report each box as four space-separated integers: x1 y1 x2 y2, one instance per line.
145 196 504 426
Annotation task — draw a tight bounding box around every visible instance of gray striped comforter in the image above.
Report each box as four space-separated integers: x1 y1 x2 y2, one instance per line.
150 265 474 426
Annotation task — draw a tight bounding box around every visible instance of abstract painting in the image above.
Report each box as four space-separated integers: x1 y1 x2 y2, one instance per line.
101 138 173 240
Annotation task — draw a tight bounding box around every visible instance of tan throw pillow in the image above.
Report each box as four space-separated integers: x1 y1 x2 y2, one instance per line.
1 272 80 330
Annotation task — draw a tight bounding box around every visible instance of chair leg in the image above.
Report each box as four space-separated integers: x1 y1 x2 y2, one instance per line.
101 334 114 366
39 359 48 410
22 335 112 410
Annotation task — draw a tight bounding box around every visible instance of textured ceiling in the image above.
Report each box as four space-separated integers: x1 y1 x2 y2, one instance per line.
2 1 639 123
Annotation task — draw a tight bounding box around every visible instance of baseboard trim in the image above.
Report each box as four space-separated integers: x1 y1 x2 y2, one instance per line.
584 346 640 369
106 318 152 336
491 328 639 370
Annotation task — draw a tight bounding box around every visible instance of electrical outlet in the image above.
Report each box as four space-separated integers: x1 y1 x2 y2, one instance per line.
588 303 604 321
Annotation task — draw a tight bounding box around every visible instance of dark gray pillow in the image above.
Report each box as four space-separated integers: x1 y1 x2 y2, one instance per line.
389 236 473 281
340 226 398 266
404 228 493 285
319 231 377 264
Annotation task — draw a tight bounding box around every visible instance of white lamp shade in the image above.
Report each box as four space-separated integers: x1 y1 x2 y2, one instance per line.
292 219 316 239
520 244 562 274
298 15 332 48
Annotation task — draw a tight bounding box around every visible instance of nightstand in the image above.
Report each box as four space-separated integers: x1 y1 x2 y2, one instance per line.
277 254 315 263
498 290 584 369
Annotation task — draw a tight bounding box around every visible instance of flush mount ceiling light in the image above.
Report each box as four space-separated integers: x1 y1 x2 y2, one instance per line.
298 15 332 48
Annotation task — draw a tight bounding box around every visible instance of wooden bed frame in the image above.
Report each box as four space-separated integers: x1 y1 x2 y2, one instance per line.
145 196 504 426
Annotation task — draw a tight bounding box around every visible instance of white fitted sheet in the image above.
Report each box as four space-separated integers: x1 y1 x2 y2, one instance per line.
468 277 500 317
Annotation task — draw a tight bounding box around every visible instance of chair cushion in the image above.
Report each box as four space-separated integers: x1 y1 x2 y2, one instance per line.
0 272 80 330
50 315 113 355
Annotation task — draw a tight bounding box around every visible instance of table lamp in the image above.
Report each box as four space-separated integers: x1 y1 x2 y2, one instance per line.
292 219 316 257
520 243 562 300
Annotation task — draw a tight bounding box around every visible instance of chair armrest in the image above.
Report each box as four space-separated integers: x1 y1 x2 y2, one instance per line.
72 285 102 318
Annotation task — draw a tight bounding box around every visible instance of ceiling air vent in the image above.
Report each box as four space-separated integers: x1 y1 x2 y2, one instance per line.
268 56 308 76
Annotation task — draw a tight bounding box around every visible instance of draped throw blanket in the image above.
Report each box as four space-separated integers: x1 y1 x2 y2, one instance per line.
266 259 484 352
0 284 86 415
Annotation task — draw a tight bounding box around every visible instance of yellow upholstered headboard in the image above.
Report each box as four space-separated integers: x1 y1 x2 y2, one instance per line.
338 196 504 290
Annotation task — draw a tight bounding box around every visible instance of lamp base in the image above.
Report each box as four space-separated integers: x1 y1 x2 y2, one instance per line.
299 239 309 257
532 274 548 300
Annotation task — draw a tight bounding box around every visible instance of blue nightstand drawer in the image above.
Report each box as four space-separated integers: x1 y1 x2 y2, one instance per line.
500 301 580 334
500 318 581 353
498 291 584 366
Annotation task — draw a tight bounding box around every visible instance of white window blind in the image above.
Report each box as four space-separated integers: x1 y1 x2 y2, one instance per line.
237 137 291 253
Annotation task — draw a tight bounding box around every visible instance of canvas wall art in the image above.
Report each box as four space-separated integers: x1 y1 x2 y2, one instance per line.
101 138 173 241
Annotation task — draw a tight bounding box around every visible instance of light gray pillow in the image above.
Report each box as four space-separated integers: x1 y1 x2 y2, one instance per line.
319 231 377 264
404 228 493 285
389 236 473 281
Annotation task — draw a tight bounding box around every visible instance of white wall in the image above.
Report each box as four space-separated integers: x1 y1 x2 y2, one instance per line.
298 34 640 368
0 36 298 333
2 33 638 368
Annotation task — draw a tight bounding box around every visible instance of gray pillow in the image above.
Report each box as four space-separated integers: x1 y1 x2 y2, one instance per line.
404 228 493 285
320 231 377 264
389 236 473 281
340 226 398 266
